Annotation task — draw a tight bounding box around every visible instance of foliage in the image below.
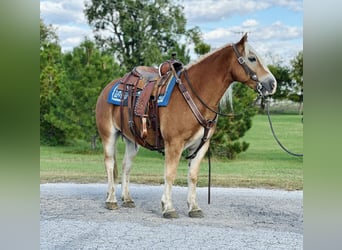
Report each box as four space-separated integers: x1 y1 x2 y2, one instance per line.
290 51 303 89
84 0 192 69
44 40 122 148
40 19 67 145
268 64 293 100
267 51 303 104
186 26 211 56
211 84 258 159
289 51 303 102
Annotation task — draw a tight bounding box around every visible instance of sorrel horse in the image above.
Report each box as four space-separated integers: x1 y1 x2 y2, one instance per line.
95 34 277 218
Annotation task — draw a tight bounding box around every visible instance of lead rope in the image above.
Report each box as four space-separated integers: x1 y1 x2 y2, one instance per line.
207 97 303 205
265 97 303 157
207 146 211 204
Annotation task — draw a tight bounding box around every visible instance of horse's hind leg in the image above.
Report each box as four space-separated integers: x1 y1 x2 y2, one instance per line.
121 137 138 208
102 129 120 210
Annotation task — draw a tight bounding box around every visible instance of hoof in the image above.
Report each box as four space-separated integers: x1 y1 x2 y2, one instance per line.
189 209 204 218
163 210 179 219
122 200 135 208
105 202 119 210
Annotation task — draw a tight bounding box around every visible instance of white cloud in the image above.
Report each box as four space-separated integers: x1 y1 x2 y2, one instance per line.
242 19 259 27
40 0 86 24
183 0 302 23
203 20 302 44
270 0 303 12
183 0 270 22
52 24 93 52
41 0 92 52
253 21 303 41
204 28 233 41
201 20 302 66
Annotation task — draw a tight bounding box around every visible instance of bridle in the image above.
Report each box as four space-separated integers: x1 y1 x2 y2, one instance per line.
232 43 264 97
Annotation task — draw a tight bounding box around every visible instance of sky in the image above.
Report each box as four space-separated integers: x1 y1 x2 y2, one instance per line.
40 0 303 67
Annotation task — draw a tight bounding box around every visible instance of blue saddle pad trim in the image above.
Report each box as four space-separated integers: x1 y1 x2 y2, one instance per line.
107 76 177 107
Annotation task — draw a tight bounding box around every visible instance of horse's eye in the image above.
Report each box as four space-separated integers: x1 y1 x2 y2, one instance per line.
248 56 256 62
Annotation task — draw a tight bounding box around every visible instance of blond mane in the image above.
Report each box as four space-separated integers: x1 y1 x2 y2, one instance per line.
185 43 233 69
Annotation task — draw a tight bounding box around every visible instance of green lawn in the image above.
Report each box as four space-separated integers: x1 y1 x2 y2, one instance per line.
40 114 303 190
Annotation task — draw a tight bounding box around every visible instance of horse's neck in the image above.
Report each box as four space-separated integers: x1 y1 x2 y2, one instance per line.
184 46 234 111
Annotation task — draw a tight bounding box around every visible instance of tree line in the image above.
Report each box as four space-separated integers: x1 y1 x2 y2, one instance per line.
40 0 303 159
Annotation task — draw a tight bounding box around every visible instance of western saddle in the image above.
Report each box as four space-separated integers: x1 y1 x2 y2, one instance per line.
118 53 183 153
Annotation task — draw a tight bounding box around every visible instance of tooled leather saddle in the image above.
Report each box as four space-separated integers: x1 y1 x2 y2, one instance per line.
118 54 183 153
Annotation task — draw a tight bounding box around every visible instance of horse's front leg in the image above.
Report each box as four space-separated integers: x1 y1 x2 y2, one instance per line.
187 141 210 218
161 141 183 218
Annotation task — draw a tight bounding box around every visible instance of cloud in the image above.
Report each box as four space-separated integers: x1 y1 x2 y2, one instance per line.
52 24 93 52
183 0 302 23
242 19 259 27
183 0 269 22
202 20 302 65
41 0 93 51
203 20 302 44
253 21 303 41
40 0 86 25
270 0 303 12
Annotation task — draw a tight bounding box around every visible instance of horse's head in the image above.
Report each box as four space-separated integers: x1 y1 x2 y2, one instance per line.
231 34 277 97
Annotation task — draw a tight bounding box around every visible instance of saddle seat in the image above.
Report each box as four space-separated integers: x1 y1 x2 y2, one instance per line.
134 66 159 82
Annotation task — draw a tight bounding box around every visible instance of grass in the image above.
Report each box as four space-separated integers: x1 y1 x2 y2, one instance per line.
40 114 303 190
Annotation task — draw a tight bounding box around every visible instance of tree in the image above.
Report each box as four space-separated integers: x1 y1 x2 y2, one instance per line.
290 51 303 102
268 64 293 100
211 84 258 159
40 19 67 145
186 26 211 57
291 51 303 88
84 0 191 70
45 40 122 149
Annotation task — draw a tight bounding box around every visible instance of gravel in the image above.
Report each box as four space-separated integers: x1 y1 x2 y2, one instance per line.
40 183 303 249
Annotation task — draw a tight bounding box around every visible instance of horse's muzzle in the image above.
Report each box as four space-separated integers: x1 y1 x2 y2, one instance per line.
258 76 277 96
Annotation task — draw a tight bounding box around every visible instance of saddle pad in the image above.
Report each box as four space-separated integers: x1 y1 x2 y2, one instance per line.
107 76 177 107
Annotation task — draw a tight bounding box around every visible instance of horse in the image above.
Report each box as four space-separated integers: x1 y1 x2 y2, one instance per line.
95 34 277 218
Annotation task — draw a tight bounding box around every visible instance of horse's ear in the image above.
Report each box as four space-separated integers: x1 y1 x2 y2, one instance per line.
237 33 248 45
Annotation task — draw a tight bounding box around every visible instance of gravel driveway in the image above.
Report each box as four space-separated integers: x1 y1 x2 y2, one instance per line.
40 183 303 249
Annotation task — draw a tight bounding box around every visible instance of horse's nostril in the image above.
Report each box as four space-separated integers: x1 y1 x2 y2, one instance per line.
270 82 275 89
